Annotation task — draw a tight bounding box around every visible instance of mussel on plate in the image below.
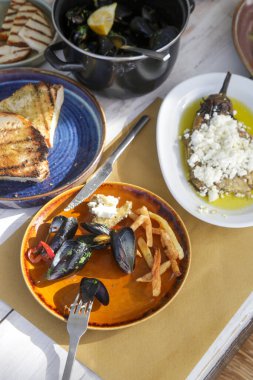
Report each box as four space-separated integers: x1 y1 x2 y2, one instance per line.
47 239 92 280
80 277 109 305
110 227 136 274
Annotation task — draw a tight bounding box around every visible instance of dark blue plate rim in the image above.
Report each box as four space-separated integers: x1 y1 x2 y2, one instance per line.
0 68 106 201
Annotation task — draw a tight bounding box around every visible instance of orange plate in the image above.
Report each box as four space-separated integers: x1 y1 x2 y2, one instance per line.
20 182 191 330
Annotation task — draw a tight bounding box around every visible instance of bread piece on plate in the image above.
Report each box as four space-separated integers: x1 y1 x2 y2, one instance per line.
0 82 64 147
0 45 30 64
0 112 49 182
18 12 52 52
7 2 44 47
0 0 26 41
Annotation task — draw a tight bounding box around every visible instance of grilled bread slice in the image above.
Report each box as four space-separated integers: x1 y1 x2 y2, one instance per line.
0 82 64 147
0 44 30 64
0 0 25 41
18 12 52 52
7 2 44 47
0 112 49 182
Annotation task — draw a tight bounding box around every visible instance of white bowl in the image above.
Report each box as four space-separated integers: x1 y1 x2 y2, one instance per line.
156 72 253 228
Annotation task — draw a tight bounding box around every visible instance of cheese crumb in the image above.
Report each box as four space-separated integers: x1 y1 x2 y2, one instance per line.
185 114 253 202
88 194 119 218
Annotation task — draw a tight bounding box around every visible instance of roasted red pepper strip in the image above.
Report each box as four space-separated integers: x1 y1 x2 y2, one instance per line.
27 241 55 264
37 241 55 259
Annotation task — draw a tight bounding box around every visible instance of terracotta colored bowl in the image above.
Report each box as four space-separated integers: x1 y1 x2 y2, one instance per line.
20 182 191 330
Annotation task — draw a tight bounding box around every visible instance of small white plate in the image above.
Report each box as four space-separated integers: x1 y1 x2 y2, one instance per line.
156 72 253 228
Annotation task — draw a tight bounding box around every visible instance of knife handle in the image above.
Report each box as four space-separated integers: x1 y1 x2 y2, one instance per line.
108 115 150 164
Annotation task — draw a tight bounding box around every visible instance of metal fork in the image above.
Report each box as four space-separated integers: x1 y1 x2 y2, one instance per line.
62 295 93 380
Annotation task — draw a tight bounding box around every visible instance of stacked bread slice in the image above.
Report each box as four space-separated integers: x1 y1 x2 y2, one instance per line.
0 82 64 182
0 0 53 64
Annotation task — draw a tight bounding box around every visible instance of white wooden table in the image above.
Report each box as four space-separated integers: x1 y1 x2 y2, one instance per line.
0 0 249 378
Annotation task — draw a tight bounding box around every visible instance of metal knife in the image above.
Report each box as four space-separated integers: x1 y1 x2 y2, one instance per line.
64 115 150 211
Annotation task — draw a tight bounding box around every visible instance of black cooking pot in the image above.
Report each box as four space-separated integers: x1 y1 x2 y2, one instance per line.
45 0 195 98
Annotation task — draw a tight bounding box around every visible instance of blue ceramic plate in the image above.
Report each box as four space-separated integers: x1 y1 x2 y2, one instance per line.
0 69 106 208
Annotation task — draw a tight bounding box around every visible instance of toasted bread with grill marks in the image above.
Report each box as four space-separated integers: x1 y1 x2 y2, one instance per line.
0 82 64 147
0 0 25 41
7 2 44 47
0 112 49 182
18 11 52 52
0 44 30 64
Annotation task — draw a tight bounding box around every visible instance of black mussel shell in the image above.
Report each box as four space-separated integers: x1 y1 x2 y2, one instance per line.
95 0 113 8
50 217 78 253
97 36 115 55
149 26 178 50
71 25 88 46
47 240 91 280
110 227 136 274
65 5 90 25
49 215 67 234
130 17 153 39
115 4 133 20
80 222 110 236
141 5 156 24
77 234 110 250
80 277 109 305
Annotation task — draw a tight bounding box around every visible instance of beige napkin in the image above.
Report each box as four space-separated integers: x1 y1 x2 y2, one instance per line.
1 99 253 380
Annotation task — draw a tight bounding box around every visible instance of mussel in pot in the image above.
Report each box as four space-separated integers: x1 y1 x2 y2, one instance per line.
80 277 109 305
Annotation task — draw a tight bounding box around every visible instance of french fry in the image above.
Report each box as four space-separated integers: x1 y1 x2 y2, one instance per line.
136 206 153 247
161 231 181 277
136 249 142 257
129 212 138 221
149 211 184 260
137 236 154 268
151 248 161 297
130 215 148 231
136 260 171 282
152 228 162 235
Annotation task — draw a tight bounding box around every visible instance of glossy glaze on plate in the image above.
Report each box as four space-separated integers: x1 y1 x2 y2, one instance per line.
20 182 191 330
0 0 57 68
0 69 106 208
157 73 253 228
233 0 253 76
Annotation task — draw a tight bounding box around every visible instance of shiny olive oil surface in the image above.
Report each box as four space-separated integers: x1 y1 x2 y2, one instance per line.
179 98 253 210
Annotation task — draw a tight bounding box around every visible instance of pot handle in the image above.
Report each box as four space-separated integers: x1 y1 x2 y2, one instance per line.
44 41 84 71
189 0 195 12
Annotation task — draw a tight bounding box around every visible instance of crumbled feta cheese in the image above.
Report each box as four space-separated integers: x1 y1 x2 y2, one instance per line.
187 113 253 201
88 194 119 218
208 186 219 202
204 114 210 120
233 110 237 116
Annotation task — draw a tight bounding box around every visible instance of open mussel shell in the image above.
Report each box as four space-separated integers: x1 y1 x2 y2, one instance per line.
50 217 78 253
49 215 67 234
80 222 110 236
47 240 91 280
80 277 109 305
77 234 110 250
110 227 136 274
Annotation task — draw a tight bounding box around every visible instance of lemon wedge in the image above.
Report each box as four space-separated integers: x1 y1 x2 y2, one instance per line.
87 2 117 36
